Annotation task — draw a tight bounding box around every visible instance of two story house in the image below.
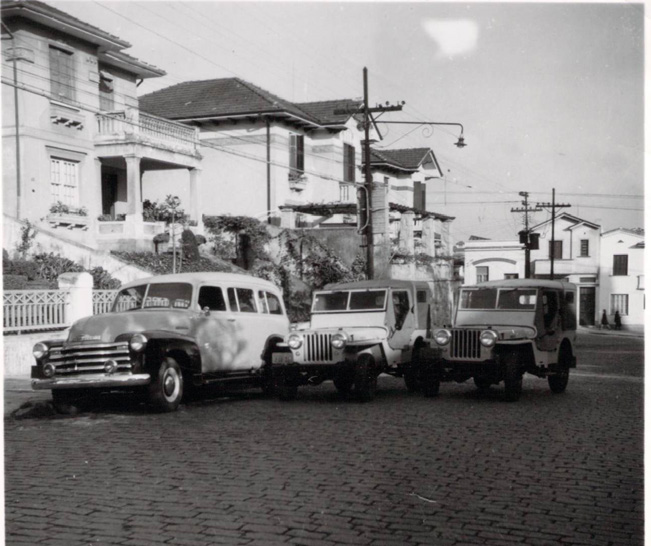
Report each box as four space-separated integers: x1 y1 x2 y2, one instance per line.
2 0 202 251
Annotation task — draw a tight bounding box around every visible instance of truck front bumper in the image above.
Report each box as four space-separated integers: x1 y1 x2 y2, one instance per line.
32 373 151 391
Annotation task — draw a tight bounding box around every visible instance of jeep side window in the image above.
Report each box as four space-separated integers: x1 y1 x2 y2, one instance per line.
542 290 559 330
392 290 410 330
198 286 227 311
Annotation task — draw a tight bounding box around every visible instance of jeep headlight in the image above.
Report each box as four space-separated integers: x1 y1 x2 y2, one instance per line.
129 333 148 352
33 342 49 360
331 332 347 350
433 329 451 346
287 333 303 350
480 329 499 347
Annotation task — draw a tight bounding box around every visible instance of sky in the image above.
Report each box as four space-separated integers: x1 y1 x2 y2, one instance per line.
55 0 645 242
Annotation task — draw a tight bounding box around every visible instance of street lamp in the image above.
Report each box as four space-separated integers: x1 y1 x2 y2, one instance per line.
375 121 467 148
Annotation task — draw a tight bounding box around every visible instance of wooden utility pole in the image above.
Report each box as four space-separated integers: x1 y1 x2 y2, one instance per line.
511 191 541 278
536 188 571 280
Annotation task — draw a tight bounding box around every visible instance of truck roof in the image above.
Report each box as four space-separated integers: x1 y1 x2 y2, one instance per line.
120 272 279 290
323 279 431 291
470 279 576 290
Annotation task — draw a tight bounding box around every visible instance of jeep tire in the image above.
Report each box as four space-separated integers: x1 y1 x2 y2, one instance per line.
149 357 183 412
474 376 492 393
502 351 523 402
275 371 298 401
333 371 354 395
548 348 571 394
354 354 377 402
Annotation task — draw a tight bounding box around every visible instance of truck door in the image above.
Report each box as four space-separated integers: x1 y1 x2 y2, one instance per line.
193 285 237 372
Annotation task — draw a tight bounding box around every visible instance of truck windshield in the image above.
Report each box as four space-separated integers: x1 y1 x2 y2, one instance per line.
460 288 537 310
113 283 193 311
312 290 387 312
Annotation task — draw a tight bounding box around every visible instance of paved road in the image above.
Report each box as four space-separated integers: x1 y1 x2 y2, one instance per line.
5 333 643 545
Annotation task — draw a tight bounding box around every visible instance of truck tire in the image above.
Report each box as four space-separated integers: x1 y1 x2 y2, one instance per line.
333 372 354 395
354 354 377 402
548 348 571 394
502 351 523 402
416 348 441 398
149 357 183 412
52 389 91 415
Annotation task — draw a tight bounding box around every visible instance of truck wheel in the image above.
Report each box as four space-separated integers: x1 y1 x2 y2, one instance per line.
403 369 421 392
52 389 90 415
422 367 440 398
502 352 523 402
548 349 571 394
275 373 298 401
149 357 183 412
415 348 440 398
354 354 377 402
333 373 354 395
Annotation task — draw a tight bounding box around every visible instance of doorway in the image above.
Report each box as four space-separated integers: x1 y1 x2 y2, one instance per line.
579 286 596 326
101 170 118 218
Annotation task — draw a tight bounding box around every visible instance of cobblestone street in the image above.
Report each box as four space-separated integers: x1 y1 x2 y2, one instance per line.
5 333 643 546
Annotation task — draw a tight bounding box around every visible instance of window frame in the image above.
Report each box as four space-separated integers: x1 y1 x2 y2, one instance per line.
579 239 589 257
289 134 305 178
476 266 489 283
50 156 80 208
343 143 356 183
613 254 628 276
610 294 629 316
549 240 563 260
49 45 75 102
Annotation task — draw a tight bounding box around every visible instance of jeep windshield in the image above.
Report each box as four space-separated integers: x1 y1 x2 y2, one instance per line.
460 288 537 310
312 290 387 313
113 283 193 311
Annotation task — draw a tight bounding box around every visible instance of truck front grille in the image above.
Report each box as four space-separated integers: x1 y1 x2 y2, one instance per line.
450 329 482 360
49 342 132 375
304 333 333 362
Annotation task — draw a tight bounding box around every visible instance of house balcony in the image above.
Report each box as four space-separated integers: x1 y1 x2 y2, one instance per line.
95 108 201 160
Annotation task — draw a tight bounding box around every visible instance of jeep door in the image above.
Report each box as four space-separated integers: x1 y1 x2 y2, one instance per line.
535 289 562 352
193 284 239 373
387 288 415 350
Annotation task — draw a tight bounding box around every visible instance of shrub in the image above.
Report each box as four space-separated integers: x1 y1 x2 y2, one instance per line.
181 229 200 263
112 251 234 276
4 275 28 290
89 266 121 290
153 232 170 244
4 259 40 280
3 248 9 262
195 234 207 245
31 253 85 283
15 220 36 258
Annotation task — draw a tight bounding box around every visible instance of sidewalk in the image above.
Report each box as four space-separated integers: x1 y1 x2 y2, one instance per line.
578 325 645 338
4 377 54 418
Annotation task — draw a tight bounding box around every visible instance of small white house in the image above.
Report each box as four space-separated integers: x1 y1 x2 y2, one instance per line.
463 239 525 285
598 228 644 328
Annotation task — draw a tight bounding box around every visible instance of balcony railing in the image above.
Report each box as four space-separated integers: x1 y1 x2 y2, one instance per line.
96 108 199 156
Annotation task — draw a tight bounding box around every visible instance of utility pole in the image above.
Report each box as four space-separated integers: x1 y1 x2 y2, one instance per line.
336 67 403 280
536 188 571 280
511 191 541 278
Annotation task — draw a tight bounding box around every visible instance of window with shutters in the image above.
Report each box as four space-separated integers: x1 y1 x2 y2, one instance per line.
413 181 426 210
579 239 590 257
549 240 563 260
49 46 75 102
613 255 628 276
50 157 79 207
99 70 114 111
289 134 304 180
610 294 628 315
343 143 355 183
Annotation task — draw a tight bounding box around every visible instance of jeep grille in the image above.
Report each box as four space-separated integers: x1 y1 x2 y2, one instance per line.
450 329 482 360
49 342 132 375
304 333 333 362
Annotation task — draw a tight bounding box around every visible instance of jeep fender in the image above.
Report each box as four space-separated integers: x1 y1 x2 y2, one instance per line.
260 335 288 361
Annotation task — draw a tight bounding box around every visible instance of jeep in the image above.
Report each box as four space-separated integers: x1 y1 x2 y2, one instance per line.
424 279 577 401
271 279 437 402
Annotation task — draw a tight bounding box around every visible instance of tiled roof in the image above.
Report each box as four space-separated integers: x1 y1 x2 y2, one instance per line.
296 99 362 125
1 0 130 49
376 148 432 170
140 78 322 124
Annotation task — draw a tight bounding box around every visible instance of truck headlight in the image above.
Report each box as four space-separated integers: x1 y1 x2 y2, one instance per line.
433 329 451 346
129 333 148 352
331 332 347 349
43 363 55 378
287 333 303 350
480 329 499 347
33 342 49 360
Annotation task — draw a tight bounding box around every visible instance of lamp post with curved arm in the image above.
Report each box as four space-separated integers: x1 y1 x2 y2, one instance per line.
374 121 467 148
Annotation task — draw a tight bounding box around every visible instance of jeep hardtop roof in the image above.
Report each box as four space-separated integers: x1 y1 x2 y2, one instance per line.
469 279 576 291
120 272 279 291
323 279 431 292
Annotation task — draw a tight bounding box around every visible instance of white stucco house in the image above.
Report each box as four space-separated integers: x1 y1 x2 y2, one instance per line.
598 228 644 328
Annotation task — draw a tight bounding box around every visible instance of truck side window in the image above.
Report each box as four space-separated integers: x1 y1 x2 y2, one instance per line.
236 288 257 313
227 287 238 312
266 292 283 315
198 286 226 311
393 290 410 330
258 291 270 314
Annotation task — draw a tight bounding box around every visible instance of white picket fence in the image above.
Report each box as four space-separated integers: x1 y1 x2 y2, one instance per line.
3 289 118 334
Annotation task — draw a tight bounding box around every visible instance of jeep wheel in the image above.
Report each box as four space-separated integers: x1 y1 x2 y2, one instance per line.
149 357 183 412
52 389 91 415
548 349 571 394
354 354 377 402
333 373 354 395
275 373 298 401
502 352 523 402
416 348 441 398
403 369 421 392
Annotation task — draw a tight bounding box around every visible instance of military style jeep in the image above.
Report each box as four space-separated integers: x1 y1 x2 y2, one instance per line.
31 272 289 412
425 279 577 401
271 279 436 402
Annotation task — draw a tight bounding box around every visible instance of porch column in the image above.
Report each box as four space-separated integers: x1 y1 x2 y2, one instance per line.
398 210 415 254
188 167 202 224
125 154 143 220
421 216 436 257
92 158 103 220
441 220 452 256
279 206 295 228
